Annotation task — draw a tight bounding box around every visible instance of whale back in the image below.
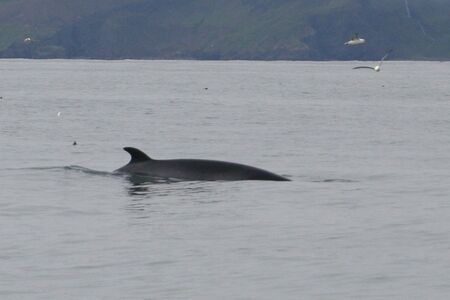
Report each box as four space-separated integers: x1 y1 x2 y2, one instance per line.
116 147 290 181
157 159 290 181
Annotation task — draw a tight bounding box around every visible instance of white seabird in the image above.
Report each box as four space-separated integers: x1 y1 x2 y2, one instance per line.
345 33 366 46
353 50 393 72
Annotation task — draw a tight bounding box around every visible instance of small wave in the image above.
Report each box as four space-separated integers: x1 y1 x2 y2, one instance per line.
312 178 357 183
0 165 112 176
63 165 112 176
1 166 64 171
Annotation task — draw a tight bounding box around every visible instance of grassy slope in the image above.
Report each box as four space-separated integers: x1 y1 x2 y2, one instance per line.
0 0 449 59
0 0 142 51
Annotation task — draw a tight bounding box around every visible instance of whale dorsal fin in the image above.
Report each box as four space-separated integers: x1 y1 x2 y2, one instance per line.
123 147 152 163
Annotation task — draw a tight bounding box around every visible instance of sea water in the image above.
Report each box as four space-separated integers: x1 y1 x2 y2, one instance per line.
1 59 450 299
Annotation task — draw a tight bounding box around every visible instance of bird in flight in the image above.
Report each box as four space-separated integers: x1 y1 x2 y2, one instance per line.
345 33 366 46
353 50 393 72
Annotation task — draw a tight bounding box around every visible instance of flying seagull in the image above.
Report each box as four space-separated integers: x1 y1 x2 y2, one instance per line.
345 33 365 46
353 50 393 72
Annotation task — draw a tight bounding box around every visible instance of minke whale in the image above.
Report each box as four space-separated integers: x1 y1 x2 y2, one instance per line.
114 147 290 181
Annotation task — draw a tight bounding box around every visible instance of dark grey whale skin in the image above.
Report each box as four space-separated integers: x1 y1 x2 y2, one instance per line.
114 147 290 181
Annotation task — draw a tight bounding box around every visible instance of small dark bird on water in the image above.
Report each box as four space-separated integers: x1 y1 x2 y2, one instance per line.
73 141 77 146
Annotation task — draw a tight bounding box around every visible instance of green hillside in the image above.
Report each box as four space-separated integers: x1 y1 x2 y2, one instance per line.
1 0 449 60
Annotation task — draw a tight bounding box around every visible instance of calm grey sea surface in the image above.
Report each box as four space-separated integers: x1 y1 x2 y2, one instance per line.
1 59 450 299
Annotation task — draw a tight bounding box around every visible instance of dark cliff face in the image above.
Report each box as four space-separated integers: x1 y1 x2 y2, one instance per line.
1 0 449 60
